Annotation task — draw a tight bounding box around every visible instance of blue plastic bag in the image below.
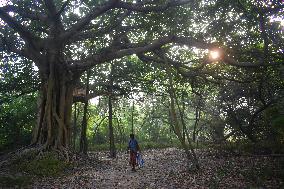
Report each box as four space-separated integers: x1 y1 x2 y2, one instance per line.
136 153 144 168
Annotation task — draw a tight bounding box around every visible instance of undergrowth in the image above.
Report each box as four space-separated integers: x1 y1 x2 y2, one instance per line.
15 152 71 177
89 141 179 151
0 151 72 188
0 175 32 188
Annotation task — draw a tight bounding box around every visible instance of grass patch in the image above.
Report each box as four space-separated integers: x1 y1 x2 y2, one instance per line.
89 141 179 151
240 164 284 187
0 175 31 188
13 152 71 177
0 150 72 187
208 140 284 155
140 141 176 149
89 143 125 151
241 167 264 187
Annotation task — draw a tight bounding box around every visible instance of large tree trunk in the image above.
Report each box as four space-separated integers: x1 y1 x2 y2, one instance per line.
31 62 75 158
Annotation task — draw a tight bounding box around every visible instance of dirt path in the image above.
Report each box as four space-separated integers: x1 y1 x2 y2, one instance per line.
31 148 283 189
94 148 184 189
31 148 185 189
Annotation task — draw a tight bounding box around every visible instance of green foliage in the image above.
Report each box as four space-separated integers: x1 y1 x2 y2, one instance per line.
211 140 284 155
0 54 38 151
272 116 284 132
273 118 284 143
88 143 117 152
0 0 283 158
0 94 37 151
0 175 31 188
239 165 284 188
14 153 70 177
140 141 177 150
0 151 71 187
0 57 39 99
89 141 179 152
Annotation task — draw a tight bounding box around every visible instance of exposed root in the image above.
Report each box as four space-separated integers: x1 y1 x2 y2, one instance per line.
0 145 39 168
0 145 74 169
53 146 71 162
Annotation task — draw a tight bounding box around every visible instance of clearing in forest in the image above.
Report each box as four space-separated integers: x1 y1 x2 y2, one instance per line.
30 148 283 189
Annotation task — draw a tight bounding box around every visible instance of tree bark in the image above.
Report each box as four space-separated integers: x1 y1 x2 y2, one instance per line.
108 65 116 158
108 94 116 158
72 102 78 150
115 117 124 150
80 70 90 155
166 60 199 171
31 62 75 159
192 97 201 142
131 101 134 134
177 95 200 169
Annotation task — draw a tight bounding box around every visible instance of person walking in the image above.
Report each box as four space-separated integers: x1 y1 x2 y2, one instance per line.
127 134 140 172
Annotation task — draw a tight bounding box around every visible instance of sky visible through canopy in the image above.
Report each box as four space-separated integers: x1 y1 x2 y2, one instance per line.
0 0 7 7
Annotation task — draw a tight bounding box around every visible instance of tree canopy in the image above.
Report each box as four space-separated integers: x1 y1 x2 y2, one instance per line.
0 0 283 168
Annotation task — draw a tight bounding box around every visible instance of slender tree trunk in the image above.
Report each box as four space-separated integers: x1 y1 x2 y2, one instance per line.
131 101 134 134
115 117 123 150
73 102 78 150
193 97 201 142
93 116 107 138
80 101 89 154
80 71 90 155
165 60 199 171
31 62 75 159
108 95 116 158
177 95 200 169
108 65 116 158
192 107 199 142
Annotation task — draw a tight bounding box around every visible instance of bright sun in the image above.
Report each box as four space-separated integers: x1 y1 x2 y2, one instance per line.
209 50 220 60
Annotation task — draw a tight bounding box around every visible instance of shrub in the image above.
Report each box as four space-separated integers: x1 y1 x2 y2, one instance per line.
14 152 70 177
0 175 31 188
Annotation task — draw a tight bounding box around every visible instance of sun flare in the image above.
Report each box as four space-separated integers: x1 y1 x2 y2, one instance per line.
209 50 220 60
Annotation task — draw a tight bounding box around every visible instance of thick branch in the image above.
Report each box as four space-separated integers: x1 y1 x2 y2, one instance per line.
139 52 261 86
0 36 30 58
60 0 117 42
115 0 192 13
248 99 277 129
222 55 284 67
43 0 65 34
69 35 174 71
69 22 137 43
69 35 214 71
62 0 193 42
263 4 284 15
73 89 125 103
57 0 70 17
0 8 39 44
1 5 48 22
69 32 283 72
44 0 58 17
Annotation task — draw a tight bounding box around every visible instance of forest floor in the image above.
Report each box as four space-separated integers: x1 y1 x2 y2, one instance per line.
28 148 283 189
0 148 283 188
